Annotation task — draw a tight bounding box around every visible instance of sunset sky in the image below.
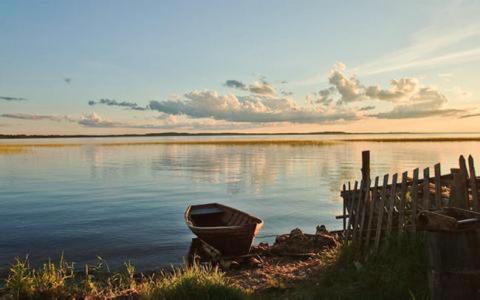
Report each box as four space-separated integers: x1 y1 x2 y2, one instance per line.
1 0 480 134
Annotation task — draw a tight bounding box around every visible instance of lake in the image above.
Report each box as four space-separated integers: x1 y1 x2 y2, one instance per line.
1 134 480 273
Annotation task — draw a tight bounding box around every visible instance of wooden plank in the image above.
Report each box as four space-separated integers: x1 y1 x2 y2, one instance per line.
459 155 469 209
434 163 442 209
342 184 347 236
386 173 398 235
344 182 351 242
374 174 389 252
365 176 379 250
411 168 419 233
398 171 408 234
468 155 479 212
346 181 358 241
352 180 364 243
362 150 370 184
358 177 371 247
423 167 430 210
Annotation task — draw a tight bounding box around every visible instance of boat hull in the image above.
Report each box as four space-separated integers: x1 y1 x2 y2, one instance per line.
185 203 263 256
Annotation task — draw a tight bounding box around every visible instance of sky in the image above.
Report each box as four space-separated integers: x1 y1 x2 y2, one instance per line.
1 0 480 134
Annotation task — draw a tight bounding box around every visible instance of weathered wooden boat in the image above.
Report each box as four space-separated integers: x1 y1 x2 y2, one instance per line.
185 203 263 256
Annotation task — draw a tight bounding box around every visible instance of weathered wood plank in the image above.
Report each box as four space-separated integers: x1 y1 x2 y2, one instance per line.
346 181 358 241
398 171 408 234
386 173 398 235
468 155 479 212
374 174 389 252
423 167 430 210
365 176 379 250
352 180 364 242
434 163 442 209
411 168 419 233
362 150 370 184
358 177 371 247
342 184 347 237
459 155 469 209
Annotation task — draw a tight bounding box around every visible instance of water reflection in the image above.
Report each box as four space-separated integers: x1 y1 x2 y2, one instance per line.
0 138 480 273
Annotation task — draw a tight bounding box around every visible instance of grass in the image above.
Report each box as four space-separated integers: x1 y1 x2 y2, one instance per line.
1 256 247 300
287 234 429 300
1 235 429 299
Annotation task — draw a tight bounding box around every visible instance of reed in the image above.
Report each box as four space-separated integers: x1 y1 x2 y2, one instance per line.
1 256 247 300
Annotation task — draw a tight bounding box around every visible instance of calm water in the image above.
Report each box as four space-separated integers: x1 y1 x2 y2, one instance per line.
1 134 480 273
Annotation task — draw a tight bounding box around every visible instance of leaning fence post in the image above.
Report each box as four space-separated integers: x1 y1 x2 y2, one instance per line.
411 168 419 233
374 174 389 252
459 155 470 209
358 177 371 248
342 184 347 236
346 181 358 241
398 171 408 234
386 173 398 235
423 167 430 210
434 163 442 209
468 155 479 212
353 181 364 243
365 176 379 251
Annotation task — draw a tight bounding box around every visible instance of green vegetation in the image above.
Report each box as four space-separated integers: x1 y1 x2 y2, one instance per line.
0 235 429 299
287 234 429 300
1 256 247 300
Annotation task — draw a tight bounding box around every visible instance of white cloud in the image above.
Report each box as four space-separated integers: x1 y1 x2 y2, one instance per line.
149 90 360 124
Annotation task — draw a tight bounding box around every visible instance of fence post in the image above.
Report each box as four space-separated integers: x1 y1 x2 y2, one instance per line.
434 163 442 209
362 150 370 185
358 177 371 248
346 181 358 241
468 155 479 212
386 173 398 235
423 167 430 210
398 171 408 234
365 176 379 251
374 174 389 252
411 168 419 233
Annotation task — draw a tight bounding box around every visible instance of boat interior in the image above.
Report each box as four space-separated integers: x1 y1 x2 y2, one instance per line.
189 205 258 227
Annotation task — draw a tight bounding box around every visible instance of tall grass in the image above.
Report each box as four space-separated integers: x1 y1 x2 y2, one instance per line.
309 234 429 300
1 256 247 300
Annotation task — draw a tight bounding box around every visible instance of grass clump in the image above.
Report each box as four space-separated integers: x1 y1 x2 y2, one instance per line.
139 263 246 300
2 256 247 300
309 234 429 300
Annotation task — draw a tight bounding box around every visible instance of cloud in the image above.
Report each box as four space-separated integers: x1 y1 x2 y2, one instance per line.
248 81 276 96
0 96 27 101
281 90 293 96
365 78 418 102
313 63 466 119
64 78 72 84
459 112 480 119
0 113 70 121
326 63 364 103
372 87 464 119
224 80 247 90
224 79 277 96
77 112 259 130
149 90 359 123
359 105 376 111
88 98 148 111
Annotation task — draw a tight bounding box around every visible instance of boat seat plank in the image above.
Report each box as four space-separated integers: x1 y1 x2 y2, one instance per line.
190 207 223 216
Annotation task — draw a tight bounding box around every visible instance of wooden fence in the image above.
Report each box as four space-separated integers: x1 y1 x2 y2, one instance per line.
339 151 480 253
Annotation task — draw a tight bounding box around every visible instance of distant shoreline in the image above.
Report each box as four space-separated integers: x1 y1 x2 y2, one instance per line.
1 131 479 139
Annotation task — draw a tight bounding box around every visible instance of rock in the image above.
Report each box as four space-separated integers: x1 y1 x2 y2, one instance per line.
290 228 304 237
230 260 241 269
275 234 289 243
315 225 328 234
248 257 263 268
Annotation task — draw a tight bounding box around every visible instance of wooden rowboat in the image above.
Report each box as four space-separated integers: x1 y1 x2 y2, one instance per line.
185 203 263 256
